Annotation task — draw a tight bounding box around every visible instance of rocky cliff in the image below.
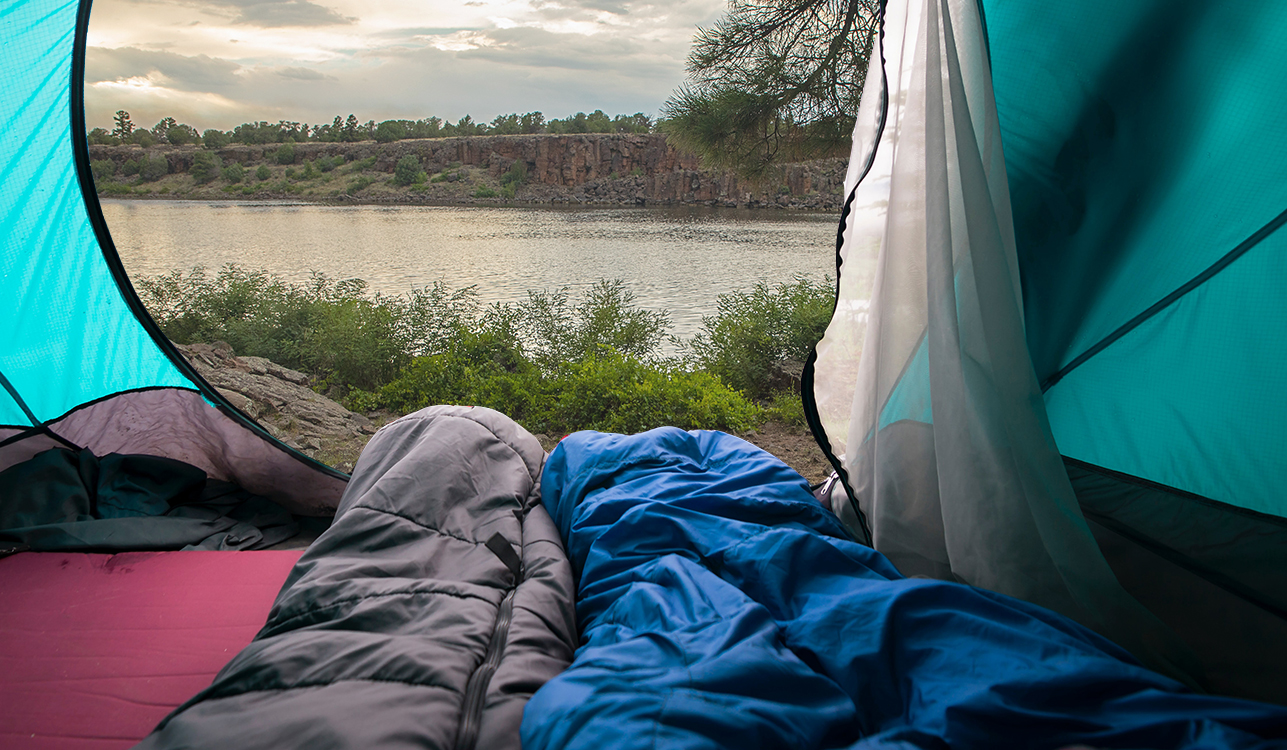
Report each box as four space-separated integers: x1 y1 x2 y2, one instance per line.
89 134 848 210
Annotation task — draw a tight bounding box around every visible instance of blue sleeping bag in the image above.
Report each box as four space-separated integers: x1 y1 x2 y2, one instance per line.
521 428 1287 749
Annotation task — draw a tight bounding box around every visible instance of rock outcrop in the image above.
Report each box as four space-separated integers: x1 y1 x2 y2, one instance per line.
178 342 376 473
89 134 848 210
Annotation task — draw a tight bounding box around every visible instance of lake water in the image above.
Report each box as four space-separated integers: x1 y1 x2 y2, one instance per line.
102 200 845 341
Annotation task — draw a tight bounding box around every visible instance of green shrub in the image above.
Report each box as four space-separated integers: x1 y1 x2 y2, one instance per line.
138 154 170 182
136 266 410 392
101 183 133 195
255 164 272 181
500 161 527 188
520 279 670 371
317 155 340 173
343 156 377 173
375 343 758 435
543 351 761 434
121 159 140 177
392 154 425 186
202 129 231 149
91 159 117 181
166 125 198 146
275 142 297 165
691 276 832 399
374 327 542 418
347 176 374 194
190 151 220 184
430 172 449 183
374 120 408 144
474 186 498 198
88 128 117 146
764 389 808 428
221 163 244 184
398 281 486 356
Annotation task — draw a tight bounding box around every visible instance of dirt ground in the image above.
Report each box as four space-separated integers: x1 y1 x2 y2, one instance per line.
739 421 834 485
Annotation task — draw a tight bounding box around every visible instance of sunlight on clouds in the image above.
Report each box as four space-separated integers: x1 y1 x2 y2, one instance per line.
423 31 497 52
94 75 160 91
85 0 727 129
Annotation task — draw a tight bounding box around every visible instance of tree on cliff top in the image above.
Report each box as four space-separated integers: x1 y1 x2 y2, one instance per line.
112 110 134 140
662 0 879 178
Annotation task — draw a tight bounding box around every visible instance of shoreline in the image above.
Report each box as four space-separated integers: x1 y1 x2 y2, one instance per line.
98 192 841 213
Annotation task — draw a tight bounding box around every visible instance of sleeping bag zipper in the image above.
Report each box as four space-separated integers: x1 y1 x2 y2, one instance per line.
455 531 523 750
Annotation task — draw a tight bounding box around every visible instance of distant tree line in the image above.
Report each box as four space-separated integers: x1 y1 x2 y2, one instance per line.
87 109 657 149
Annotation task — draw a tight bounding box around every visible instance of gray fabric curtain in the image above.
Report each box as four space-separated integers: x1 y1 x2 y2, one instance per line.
809 0 1199 684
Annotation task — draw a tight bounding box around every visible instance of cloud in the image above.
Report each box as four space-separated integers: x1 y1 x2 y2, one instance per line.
457 26 670 77
552 0 632 15
225 0 354 27
86 47 242 92
276 65 335 80
370 26 475 39
83 0 729 131
127 0 354 28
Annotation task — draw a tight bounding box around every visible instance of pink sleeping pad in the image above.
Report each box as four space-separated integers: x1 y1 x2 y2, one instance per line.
0 550 303 749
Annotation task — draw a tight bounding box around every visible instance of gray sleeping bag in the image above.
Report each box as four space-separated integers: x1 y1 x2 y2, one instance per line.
136 405 577 750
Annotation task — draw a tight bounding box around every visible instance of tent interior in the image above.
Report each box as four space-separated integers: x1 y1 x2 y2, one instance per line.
1 0 1285 745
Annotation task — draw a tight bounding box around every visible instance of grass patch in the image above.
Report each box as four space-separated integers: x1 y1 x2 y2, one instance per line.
347 176 376 194
343 156 378 174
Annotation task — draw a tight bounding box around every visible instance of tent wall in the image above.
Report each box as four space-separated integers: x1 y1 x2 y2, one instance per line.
0 0 346 514
992 0 1287 520
806 0 1287 701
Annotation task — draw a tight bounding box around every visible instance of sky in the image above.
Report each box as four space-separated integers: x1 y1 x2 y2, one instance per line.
84 0 727 133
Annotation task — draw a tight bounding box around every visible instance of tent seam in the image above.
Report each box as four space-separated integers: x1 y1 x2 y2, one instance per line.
1041 205 1287 392
1064 456 1287 529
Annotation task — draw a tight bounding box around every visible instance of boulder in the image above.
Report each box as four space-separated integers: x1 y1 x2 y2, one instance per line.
177 343 376 473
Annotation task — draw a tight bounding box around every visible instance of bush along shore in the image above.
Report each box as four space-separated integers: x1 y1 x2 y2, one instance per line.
89 134 848 210
139 267 838 477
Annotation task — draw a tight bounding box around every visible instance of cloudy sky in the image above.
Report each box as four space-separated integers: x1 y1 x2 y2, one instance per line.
85 0 726 132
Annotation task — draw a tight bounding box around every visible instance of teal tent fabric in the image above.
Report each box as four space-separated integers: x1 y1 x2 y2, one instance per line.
0 0 192 427
986 0 1287 518
0 0 347 513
